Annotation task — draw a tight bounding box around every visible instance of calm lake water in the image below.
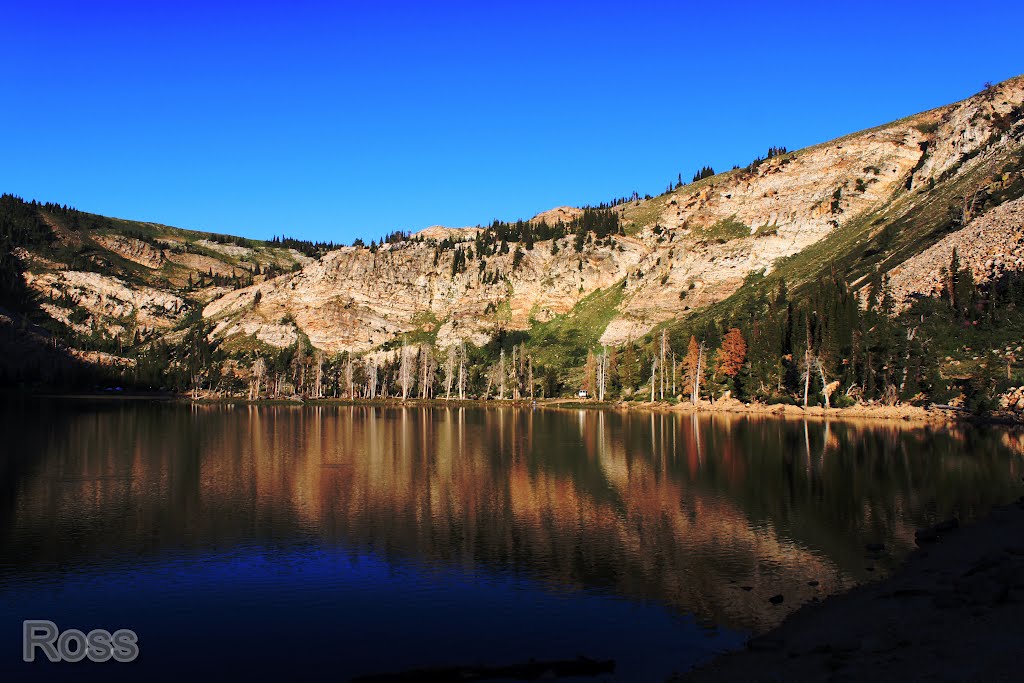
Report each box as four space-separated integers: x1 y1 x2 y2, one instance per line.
1 400 1022 681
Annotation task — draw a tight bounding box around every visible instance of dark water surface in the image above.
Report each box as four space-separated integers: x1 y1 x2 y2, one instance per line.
1 400 1021 681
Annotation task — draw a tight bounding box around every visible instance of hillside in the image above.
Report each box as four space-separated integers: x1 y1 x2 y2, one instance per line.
3 77 1024 405
201 77 1024 350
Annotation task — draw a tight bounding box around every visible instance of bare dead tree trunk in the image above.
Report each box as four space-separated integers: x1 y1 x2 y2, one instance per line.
458 343 466 400
443 345 456 399
498 348 506 400
399 344 413 399
692 341 705 404
512 346 520 400
660 329 667 400
419 344 435 399
802 347 813 408
367 357 378 399
527 355 533 399
650 355 658 402
816 359 831 409
250 357 266 400
312 351 324 399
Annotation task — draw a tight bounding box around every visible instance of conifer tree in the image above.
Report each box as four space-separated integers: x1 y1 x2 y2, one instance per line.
715 328 747 383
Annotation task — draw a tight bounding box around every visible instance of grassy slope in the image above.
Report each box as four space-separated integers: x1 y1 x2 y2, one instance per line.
16 203 315 359
526 280 625 369
31 206 308 294
648 139 1024 350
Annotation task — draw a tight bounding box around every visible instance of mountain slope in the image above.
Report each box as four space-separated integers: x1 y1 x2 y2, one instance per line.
3 76 1024 399
202 77 1024 353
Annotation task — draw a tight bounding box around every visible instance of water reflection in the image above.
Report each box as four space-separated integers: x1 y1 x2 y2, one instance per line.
1 401 1021 636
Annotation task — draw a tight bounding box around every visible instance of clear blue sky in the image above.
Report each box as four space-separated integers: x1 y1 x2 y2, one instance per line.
3 1 1023 244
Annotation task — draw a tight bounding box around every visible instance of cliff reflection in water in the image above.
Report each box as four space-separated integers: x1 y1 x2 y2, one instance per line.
2 402 1021 632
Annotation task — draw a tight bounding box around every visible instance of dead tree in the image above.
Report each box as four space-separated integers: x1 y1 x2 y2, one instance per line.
527 354 534 399
366 357 378 399
443 345 458 399
660 329 668 400
457 343 466 400
512 346 520 400
419 344 436 399
802 346 813 408
399 343 414 399
815 358 837 409
249 356 266 400
690 341 705 404
344 357 354 398
650 355 658 402
498 348 506 400
312 351 324 399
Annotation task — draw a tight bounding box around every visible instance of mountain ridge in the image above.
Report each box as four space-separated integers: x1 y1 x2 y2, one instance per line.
3 76 1024 405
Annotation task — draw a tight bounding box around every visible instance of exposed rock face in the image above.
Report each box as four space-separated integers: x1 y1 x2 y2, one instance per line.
94 234 166 269
201 78 1024 353
600 77 1024 343
414 226 480 241
888 196 1024 308
205 236 648 352
28 270 186 332
531 205 583 224
11 78 1024 361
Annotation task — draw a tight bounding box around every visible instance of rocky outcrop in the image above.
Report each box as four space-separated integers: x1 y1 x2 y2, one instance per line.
27 270 186 331
13 78 1024 360
195 77 1024 354
597 79 1024 343
94 234 166 269
414 226 480 241
998 385 1024 413
531 205 583 224
888 196 1024 308
205 236 648 352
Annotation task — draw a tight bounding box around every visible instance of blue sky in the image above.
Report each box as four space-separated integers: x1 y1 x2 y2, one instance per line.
3 1 1023 244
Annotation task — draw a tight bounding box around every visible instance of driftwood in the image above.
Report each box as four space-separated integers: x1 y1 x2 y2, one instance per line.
349 656 615 683
930 403 970 413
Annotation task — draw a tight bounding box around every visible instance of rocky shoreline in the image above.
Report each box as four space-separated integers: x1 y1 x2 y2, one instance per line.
678 496 1024 682
34 391 1024 427
622 397 964 423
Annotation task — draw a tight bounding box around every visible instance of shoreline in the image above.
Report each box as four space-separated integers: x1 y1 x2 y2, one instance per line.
17 390 1024 427
677 494 1024 682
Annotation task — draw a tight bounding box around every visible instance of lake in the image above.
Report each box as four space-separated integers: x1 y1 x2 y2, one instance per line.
1 400 1021 681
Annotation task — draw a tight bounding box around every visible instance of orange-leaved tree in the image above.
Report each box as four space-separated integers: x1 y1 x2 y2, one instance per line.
715 327 747 379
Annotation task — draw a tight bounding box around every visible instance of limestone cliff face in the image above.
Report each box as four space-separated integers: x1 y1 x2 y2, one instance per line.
94 234 166 269
16 213 312 349
600 77 1024 343
204 235 648 353
28 270 186 336
15 79 1023 361
202 78 1024 353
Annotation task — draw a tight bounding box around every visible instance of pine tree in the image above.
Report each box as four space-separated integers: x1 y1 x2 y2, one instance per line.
715 328 747 380
583 350 597 395
619 342 639 394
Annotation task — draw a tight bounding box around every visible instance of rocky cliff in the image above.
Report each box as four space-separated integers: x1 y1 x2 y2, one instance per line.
8 77 1024 369
201 77 1024 353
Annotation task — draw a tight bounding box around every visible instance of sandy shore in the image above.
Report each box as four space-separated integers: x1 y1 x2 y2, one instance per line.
678 496 1024 682
53 390 1023 426
620 397 970 423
